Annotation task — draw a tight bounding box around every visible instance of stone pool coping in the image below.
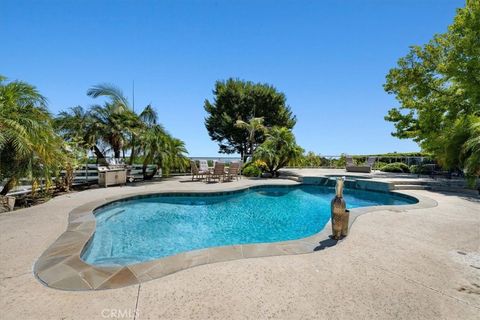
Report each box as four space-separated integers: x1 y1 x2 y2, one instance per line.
34 182 438 291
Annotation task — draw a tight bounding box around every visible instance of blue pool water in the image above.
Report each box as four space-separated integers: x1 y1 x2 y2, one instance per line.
82 185 416 266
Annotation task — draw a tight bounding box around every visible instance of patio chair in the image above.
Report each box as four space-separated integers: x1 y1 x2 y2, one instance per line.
366 156 376 168
190 161 208 181
345 156 376 173
225 162 240 181
199 160 209 172
206 162 225 183
346 156 355 167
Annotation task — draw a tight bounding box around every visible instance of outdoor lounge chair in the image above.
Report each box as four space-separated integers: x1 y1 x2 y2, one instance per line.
191 161 208 181
206 162 225 183
225 162 240 181
345 156 376 173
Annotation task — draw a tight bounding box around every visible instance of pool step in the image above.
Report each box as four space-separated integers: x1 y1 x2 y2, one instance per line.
429 186 480 196
393 184 432 190
390 180 430 185
283 175 303 182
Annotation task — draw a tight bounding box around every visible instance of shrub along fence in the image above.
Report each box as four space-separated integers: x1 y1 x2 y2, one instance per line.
286 155 436 170
3 157 243 197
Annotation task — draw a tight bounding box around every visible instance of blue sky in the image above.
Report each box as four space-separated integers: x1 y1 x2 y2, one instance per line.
1 0 463 157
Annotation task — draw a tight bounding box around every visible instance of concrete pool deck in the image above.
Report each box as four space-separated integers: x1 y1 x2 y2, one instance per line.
1 173 479 319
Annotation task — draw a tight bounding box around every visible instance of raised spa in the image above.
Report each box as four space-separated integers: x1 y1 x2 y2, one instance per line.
82 185 416 266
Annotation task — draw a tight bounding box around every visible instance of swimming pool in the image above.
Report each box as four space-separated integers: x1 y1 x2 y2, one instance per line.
82 185 416 266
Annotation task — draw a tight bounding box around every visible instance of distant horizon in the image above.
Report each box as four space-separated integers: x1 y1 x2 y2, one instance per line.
1 0 463 157
86 151 427 160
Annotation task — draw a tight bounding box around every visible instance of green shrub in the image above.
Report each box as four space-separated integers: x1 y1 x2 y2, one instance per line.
241 162 252 171
242 165 261 177
410 164 433 175
373 161 388 170
380 162 411 173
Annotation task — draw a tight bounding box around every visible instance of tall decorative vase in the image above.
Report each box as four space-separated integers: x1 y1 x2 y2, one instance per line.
331 177 349 240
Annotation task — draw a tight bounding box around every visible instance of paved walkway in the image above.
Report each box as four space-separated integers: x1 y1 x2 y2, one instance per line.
0 176 479 319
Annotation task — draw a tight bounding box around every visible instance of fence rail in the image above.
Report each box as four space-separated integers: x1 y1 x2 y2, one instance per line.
4 164 162 197
3 156 242 196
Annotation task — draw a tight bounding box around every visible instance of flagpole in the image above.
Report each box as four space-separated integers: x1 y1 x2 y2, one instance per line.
132 80 135 112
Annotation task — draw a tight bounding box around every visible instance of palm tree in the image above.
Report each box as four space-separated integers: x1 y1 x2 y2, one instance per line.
87 84 136 159
54 106 106 160
86 84 160 162
56 82 191 174
0 76 70 195
254 126 303 176
129 104 158 165
162 137 189 174
88 103 138 159
235 117 266 161
137 125 189 179
86 83 130 108
138 124 167 179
